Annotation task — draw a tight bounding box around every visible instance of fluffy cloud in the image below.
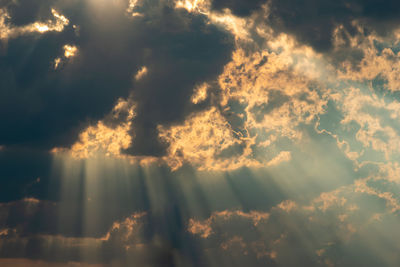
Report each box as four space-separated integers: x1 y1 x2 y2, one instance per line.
0 0 233 155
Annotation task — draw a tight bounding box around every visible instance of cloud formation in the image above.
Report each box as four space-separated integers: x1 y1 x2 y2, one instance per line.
0 0 233 156
2 0 400 266
209 0 400 54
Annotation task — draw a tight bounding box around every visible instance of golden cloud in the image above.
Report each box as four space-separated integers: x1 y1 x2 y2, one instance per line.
52 99 134 159
0 9 69 40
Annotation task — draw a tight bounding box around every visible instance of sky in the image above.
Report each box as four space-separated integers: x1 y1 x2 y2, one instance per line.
1 0 400 266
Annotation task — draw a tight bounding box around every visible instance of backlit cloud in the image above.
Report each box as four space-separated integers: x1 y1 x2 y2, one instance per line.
0 8 69 40
2 0 400 266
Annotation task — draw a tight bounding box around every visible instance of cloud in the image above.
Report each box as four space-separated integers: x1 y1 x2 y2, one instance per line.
337 32 400 92
187 173 400 267
157 37 327 170
0 201 151 265
0 7 69 39
0 194 210 266
57 32 327 171
210 0 266 17
206 0 400 64
2 1 400 266
268 0 400 52
56 98 135 159
0 0 234 157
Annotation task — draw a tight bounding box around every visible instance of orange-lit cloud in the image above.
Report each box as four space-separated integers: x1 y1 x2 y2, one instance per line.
186 175 398 265
52 99 134 159
159 107 259 171
188 209 270 238
0 8 69 40
54 30 332 172
175 0 254 40
134 66 148 80
54 44 79 69
63 45 78 58
190 83 208 104
47 7 400 176
100 212 147 245
337 32 400 92
175 0 210 13
0 199 148 264
158 38 327 170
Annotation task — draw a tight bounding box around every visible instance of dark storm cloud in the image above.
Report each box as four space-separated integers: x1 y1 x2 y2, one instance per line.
0 0 55 26
0 0 233 207
211 0 400 52
211 0 266 17
0 0 233 155
267 0 400 52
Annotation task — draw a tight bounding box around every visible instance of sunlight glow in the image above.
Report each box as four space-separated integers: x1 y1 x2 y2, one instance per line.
63 44 78 58
0 8 69 40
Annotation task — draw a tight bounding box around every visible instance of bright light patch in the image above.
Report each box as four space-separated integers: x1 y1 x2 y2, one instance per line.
134 66 148 80
52 99 135 159
175 0 209 13
63 44 78 58
53 45 78 69
126 0 144 16
159 108 270 171
191 83 208 104
53 57 62 69
174 0 250 40
0 8 69 40
34 23 50 32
